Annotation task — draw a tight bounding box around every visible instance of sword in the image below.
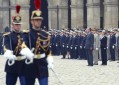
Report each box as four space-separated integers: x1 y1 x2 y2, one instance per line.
50 68 63 85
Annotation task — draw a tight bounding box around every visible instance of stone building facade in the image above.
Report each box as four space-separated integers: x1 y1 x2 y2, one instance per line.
0 0 119 32
48 0 119 30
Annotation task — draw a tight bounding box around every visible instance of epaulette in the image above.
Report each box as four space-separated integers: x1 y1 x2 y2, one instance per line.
3 32 10 36
22 30 29 33
42 30 50 35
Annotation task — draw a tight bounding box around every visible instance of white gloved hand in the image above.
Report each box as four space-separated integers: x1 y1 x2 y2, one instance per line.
3 50 16 60
112 46 115 49
80 46 82 49
20 48 34 59
75 47 77 50
47 56 54 69
70 47 72 49
107 47 108 49
96 48 99 50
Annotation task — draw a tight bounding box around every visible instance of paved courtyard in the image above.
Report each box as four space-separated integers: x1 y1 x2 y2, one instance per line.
0 56 119 85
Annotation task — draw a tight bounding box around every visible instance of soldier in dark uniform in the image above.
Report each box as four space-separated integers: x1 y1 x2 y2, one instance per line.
80 32 87 60
100 30 107 65
77 31 83 59
60 31 67 59
22 0 53 85
66 32 71 59
74 31 79 59
56 30 61 56
70 31 76 59
3 5 26 85
109 31 116 61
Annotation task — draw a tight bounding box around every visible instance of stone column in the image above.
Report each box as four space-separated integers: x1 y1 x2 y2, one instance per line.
59 0 68 29
104 0 118 29
0 0 9 32
87 0 100 29
2 0 9 32
10 0 30 30
71 0 83 29
48 0 59 30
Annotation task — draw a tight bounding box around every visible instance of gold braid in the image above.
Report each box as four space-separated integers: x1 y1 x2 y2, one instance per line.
34 32 51 54
14 35 22 55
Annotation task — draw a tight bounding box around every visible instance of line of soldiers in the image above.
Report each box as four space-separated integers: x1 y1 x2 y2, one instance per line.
49 28 119 66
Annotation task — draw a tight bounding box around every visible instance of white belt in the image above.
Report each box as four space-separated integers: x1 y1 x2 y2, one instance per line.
15 56 26 61
34 53 46 59
8 56 26 66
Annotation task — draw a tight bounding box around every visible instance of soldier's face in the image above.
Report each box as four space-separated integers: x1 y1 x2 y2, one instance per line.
85 28 90 33
12 24 21 32
32 19 42 29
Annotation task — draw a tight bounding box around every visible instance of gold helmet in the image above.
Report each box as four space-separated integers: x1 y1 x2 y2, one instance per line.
31 0 43 20
12 5 22 24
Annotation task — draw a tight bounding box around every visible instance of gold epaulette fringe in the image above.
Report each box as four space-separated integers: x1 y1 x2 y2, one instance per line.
3 32 10 36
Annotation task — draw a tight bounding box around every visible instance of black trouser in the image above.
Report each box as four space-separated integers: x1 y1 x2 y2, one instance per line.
110 47 115 61
101 48 107 65
6 73 26 85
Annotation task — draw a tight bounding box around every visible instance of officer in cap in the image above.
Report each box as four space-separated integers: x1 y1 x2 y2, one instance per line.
22 0 53 85
3 5 26 85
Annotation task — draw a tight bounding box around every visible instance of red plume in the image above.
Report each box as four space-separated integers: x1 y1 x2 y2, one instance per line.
16 5 21 14
34 0 41 10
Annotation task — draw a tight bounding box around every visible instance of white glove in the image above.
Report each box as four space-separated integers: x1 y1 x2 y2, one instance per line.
96 48 99 50
80 46 82 49
20 48 34 64
47 56 54 69
70 47 72 49
107 47 108 49
3 50 16 61
75 47 77 50
62 45 64 47
67 46 68 48
112 46 115 49
3 50 16 66
56 44 58 47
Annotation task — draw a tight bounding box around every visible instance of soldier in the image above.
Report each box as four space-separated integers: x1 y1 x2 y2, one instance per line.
85 28 94 66
100 30 107 65
55 30 61 56
22 0 53 85
73 31 79 59
3 5 26 85
69 31 74 59
60 30 67 59
80 32 87 60
77 31 83 59
65 32 71 59
109 31 116 61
